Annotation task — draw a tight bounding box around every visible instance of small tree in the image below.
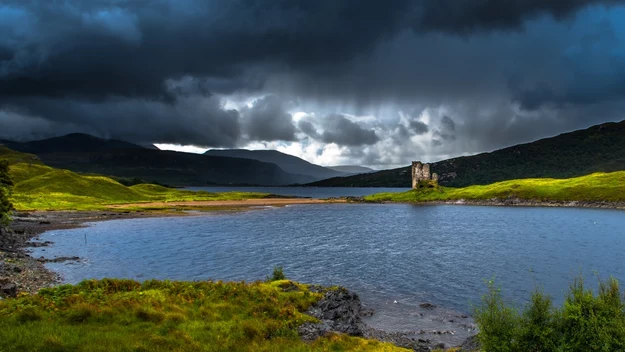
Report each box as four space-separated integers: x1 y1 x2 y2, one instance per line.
0 159 14 234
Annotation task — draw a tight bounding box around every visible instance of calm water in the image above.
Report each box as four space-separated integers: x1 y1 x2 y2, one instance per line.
32 204 625 345
184 186 409 199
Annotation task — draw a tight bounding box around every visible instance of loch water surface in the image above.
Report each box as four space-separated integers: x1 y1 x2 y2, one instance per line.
32 204 625 343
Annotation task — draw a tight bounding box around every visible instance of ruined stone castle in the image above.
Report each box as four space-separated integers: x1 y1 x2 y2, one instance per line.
411 161 438 189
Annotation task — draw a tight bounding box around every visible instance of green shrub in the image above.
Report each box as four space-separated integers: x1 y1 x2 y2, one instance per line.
475 276 625 352
517 290 557 352
559 277 625 351
268 266 286 281
473 280 520 352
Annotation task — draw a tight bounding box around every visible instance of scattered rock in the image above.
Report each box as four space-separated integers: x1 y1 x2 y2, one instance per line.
25 241 53 248
307 284 326 293
419 302 437 309
37 256 80 263
459 334 480 352
0 282 17 298
363 328 430 352
278 281 300 292
299 287 431 351
360 308 374 317
305 288 364 336
298 322 330 341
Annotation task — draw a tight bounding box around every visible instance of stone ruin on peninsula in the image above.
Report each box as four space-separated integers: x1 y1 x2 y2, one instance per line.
411 161 438 189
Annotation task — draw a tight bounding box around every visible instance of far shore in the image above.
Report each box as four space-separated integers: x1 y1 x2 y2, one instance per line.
370 198 625 210
106 197 346 209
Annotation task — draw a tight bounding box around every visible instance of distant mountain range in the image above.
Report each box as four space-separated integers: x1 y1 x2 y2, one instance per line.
203 149 346 180
309 120 625 187
327 165 375 174
0 134 380 186
0 134 323 186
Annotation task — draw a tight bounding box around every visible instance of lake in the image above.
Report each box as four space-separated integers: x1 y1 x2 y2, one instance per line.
31 204 625 346
184 186 409 199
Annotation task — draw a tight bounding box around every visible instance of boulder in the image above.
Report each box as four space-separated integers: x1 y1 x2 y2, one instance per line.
299 287 365 340
1 282 17 298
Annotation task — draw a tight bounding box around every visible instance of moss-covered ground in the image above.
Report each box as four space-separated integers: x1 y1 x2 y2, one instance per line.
0 279 407 352
365 171 625 204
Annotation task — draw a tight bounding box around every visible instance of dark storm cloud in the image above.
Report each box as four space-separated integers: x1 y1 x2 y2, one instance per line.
242 95 296 142
0 0 624 152
441 116 456 132
409 120 429 135
433 116 457 141
415 0 622 34
297 120 319 138
0 96 241 147
320 115 379 146
0 0 412 101
1 0 615 101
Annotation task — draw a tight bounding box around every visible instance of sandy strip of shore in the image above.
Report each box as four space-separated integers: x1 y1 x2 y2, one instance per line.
107 198 345 209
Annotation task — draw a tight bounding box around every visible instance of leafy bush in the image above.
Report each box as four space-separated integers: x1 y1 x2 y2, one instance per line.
268 266 286 281
474 276 625 351
473 280 520 352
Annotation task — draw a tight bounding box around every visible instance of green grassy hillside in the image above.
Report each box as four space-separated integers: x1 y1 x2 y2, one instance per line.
0 146 270 211
365 171 625 203
0 145 43 167
0 279 407 352
311 120 625 188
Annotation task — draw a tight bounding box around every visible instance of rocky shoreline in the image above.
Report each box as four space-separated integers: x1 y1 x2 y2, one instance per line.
0 210 188 297
299 286 478 351
353 196 625 210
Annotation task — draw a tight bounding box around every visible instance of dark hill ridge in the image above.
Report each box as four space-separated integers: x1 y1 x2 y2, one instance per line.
1 134 315 186
309 120 625 188
204 149 347 181
34 148 314 186
0 133 145 154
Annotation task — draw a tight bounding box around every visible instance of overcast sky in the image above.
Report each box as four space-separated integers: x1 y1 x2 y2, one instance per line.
2 0 625 168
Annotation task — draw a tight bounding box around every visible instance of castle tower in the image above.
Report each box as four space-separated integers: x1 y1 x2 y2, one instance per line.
411 161 422 189
412 161 433 189
421 164 431 181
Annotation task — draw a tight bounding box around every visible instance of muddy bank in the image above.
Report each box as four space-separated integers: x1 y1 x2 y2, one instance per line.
0 210 187 296
299 286 478 351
